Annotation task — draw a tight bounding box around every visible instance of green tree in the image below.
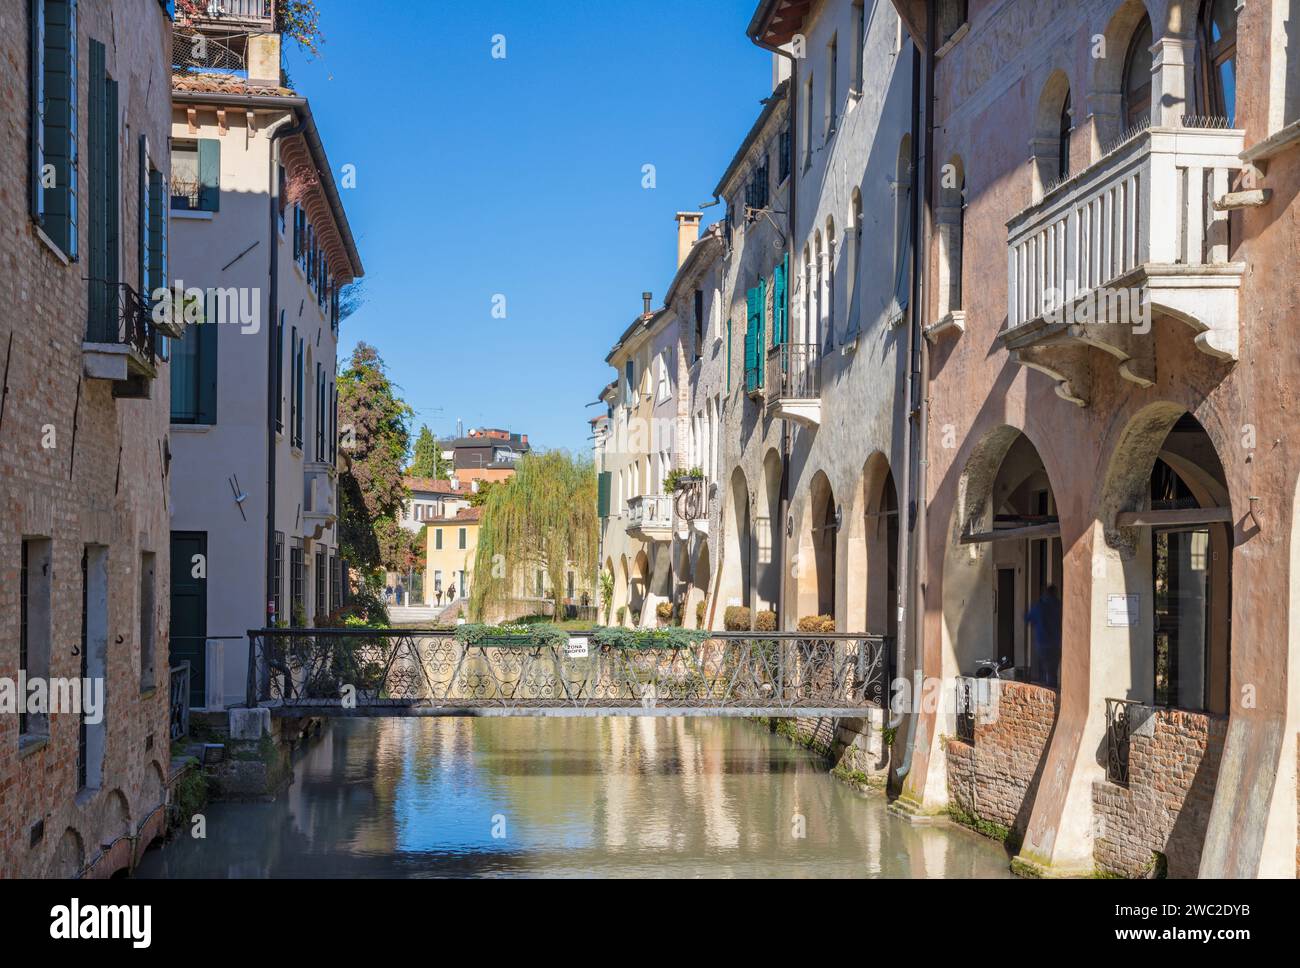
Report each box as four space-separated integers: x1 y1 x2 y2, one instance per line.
337 343 417 575
469 452 598 621
409 425 450 480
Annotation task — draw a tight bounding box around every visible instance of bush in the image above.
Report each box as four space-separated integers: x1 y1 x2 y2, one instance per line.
695 599 706 626
591 626 707 650
797 614 836 634
723 606 751 631
755 610 778 632
655 601 675 622
615 606 626 626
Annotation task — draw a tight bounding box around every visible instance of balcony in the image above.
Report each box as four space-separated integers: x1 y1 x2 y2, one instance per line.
187 0 275 29
82 283 158 399
672 477 710 537
303 460 336 540
764 342 821 428
1001 123 1245 407
626 494 673 542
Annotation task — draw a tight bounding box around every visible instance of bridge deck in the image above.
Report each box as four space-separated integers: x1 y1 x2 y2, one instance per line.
261 702 880 718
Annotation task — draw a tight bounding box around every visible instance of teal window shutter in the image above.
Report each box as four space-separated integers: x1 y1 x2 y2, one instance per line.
758 276 767 388
597 471 611 518
197 138 220 212
275 312 285 433
197 317 218 424
744 287 759 393
149 167 167 299
41 0 78 259
29 0 46 223
774 255 788 346
86 40 108 340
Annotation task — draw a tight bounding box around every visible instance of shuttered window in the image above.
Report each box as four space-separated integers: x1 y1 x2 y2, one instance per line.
197 138 220 212
170 317 217 424
597 471 612 518
773 256 788 346
744 280 766 393
288 325 298 445
31 0 79 260
86 40 119 343
293 335 305 449
275 312 285 433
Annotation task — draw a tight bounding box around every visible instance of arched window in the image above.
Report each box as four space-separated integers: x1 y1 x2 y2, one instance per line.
1196 0 1237 125
825 217 836 347
1122 14 1153 131
1057 89 1072 180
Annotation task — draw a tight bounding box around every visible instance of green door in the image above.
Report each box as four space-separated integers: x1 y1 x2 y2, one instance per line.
169 531 207 709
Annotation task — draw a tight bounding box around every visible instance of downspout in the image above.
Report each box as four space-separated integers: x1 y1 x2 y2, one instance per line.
771 51 796 632
895 1 935 780
265 111 306 631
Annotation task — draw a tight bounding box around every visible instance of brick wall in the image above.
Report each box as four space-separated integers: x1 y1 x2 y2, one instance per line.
1093 708 1227 878
0 0 173 878
945 681 1057 837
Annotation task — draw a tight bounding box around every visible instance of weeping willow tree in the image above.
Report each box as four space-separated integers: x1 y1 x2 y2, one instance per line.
469 451 598 622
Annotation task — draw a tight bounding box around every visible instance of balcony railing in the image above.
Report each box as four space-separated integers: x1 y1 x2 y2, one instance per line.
1003 123 1245 402
170 662 191 741
303 461 336 539
626 494 673 538
764 342 822 427
189 0 274 27
955 677 976 744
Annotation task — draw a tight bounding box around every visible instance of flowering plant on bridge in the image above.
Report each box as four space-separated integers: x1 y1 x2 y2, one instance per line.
453 623 570 650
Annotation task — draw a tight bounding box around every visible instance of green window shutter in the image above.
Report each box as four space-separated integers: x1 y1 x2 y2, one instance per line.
758 276 767 388
86 41 108 341
597 471 612 518
198 138 220 212
138 135 149 296
42 0 78 259
197 318 218 424
149 167 166 300
275 312 285 433
436 529 443 550
726 319 732 392
29 0 46 223
744 286 760 393
289 325 298 443
774 255 788 346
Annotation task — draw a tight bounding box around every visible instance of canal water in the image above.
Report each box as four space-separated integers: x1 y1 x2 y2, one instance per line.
136 718 1013 878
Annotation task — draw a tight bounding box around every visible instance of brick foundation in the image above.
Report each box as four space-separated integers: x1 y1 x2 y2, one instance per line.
945 681 1057 839
1092 707 1226 878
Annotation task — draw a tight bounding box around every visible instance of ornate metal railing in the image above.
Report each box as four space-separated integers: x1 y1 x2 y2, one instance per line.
1105 697 1141 786
170 662 191 741
245 629 890 715
765 342 821 403
672 477 706 522
955 677 976 744
86 281 157 365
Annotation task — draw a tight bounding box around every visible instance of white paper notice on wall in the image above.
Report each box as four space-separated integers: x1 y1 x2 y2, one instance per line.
566 637 589 659
1107 594 1139 628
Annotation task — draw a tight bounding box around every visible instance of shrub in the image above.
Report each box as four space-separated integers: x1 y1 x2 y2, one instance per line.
755 610 778 632
615 605 626 626
797 614 836 634
655 601 674 622
723 606 751 631
695 599 706 626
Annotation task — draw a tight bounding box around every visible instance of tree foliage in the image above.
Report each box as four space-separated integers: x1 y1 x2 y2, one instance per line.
409 425 450 480
337 343 417 574
469 452 598 621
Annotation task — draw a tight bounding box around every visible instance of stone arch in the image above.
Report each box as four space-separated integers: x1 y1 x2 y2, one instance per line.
688 539 712 629
631 548 650 624
797 471 838 624
757 448 783 613
1092 0 1158 147
720 467 753 616
1032 69 1074 196
1095 404 1232 713
618 554 630 624
847 453 900 638
47 828 85 879
941 426 1063 682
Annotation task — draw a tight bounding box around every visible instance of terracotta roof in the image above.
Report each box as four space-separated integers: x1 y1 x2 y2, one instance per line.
172 72 295 98
405 476 471 495
430 507 482 525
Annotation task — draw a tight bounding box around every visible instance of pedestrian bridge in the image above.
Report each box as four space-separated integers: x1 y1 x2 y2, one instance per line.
244 629 891 718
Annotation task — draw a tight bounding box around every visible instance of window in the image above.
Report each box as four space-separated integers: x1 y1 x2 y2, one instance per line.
938 159 966 317
78 546 108 792
293 334 304 449
851 1 865 97
1123 15 1154 131
19 539 52 739
277 164 286 233
30 0 79 259
435 528 444 550
315 549 326 619
275 312 285 433
536 570 545 598
744 278 767 393
140 552 156 692
892 136 913 316
826 35 838 136
170 138 219 212
1058 89 1073 181
693 289 704 362
86 40 119 344
1195 0 1237 126
315 362 324 461
289 540 304 626
170 316 217 424
329 553 342 612
824 219 836 347
803 74 814 169
273 532 284 624
624 359 635 404
567 571 575 601
458 527 467 550
778 125 791 183
938 0 968 48
657 352 671 402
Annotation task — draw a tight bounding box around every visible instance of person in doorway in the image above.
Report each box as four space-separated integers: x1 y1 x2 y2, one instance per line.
1025 584 1062 688
447 583 457 603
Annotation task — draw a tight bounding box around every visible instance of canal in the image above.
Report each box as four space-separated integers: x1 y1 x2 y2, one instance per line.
136 718 1014 878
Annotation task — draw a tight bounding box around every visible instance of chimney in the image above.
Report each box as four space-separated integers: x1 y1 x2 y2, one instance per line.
247 32 282 86
642 292 653 315
676 212 703 268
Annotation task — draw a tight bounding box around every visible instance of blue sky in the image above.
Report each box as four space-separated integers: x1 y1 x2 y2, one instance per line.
283 0 771 455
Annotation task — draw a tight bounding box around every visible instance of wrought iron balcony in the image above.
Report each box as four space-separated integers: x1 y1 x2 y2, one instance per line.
1105 697 1144 786
672 477 709 535
83 282 159 397
626 494 673 541
1002 122 1245 407
765 342 821 427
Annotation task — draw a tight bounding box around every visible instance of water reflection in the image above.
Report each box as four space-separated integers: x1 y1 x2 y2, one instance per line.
136 718 1012 878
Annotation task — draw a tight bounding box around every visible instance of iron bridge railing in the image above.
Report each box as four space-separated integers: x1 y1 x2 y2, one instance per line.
1105 697 1141 786
245 629 892 716
170 662 191 741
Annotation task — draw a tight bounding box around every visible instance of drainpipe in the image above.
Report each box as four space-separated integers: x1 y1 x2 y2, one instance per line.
774 54 796 632
265 111 307 633
895 2 935 778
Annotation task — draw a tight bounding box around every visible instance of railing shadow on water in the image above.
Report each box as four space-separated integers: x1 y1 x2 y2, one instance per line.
245 629 893 715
